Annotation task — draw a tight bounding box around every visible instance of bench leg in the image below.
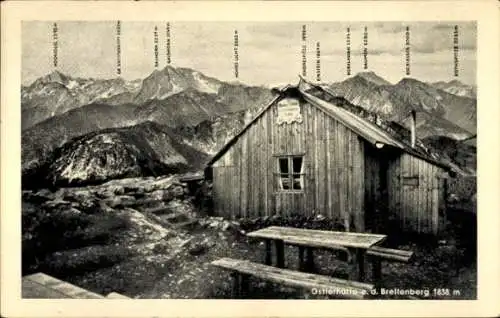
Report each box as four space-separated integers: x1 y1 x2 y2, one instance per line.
298 246 306 271
264 239 272 265
372 258 382 291
275 240 285 268
230 272 241 299
356 249 365 282
240 274 250 298
346 248 356 280
305 247 315 272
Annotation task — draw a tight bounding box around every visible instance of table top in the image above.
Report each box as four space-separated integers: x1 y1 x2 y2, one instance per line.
247 226 387 249
22 273 105 299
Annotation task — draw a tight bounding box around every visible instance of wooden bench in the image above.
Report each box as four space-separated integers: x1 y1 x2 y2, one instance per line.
211 257 374 299
366 246 414 285
22 272 130 299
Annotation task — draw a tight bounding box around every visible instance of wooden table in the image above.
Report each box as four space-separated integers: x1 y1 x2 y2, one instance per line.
247 226 387 282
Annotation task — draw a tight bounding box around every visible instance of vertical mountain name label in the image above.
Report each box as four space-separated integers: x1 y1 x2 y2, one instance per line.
363 26 368 70
346 27 351 76
316 42 321 82
52 22 58 69
166 22 171 65
154 26 159 69
301 25 307 77
405 26 411 76
116 21 121 75
453 25 459 77
233 30 239 79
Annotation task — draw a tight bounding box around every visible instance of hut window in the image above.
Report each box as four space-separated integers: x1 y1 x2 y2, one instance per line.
276 155 304 191
402 176 419 187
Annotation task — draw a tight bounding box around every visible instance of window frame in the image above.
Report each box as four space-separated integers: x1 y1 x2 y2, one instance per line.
274 154 306 193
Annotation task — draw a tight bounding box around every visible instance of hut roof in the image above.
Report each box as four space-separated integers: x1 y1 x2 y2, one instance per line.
207 77 466 174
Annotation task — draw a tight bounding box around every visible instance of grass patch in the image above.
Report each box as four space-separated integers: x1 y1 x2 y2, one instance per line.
22 201 132 275
37 245 134 279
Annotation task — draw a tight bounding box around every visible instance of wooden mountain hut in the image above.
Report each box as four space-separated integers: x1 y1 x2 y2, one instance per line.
205 77 457 235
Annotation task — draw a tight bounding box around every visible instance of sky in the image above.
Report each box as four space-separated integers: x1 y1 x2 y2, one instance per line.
22 21 476 86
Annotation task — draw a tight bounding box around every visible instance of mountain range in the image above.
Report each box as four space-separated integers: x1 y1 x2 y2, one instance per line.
21 67 477 188
326 72 476 139
21 71 142 130
21 66 274 130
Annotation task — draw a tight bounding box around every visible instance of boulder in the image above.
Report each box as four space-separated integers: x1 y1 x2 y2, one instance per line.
61 207 82 217
41 200 72 210
180 238 194 248
102 195 136 208
112 186 125 196
72 198 101 214
63 190 95 202
152 242 170 254
188 239 213 256
23 190 54 204
148 189 173 202
143 184 156 193
169 185 185 198
97 201 115 214
35 189 55 200
221 221 231 231
95 189 117 199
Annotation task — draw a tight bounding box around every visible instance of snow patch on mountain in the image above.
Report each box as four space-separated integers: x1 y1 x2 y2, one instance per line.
380 102 393 115
99 134 116 144
161 81 183 99
66 80 79 90
192 71 220 93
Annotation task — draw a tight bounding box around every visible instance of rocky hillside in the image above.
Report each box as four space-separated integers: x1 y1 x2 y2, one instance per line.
134 88 230 128
173 108 261 155
398 110 473 140
22 103 138 173
23 122 208 188
422 135 476 174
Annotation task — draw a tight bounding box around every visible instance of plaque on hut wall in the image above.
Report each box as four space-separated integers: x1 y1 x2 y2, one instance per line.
277 98 303 125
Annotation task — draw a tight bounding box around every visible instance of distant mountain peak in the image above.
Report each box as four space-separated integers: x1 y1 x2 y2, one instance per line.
36 70 70 85
396 77 430 88
448 79 464 85
428 79 476 98
353 71 392 86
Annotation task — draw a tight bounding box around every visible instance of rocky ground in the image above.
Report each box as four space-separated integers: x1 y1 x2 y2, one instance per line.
22 173 477 299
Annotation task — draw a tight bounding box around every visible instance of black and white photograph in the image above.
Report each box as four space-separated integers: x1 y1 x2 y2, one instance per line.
1 1 499 317
19 19 478 300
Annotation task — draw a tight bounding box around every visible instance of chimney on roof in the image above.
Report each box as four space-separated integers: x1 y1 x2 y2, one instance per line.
410 109 416 148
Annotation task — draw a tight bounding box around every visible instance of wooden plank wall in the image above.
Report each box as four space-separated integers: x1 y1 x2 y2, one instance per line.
364 146 381 232
386 153 445 234
211 98 366 231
